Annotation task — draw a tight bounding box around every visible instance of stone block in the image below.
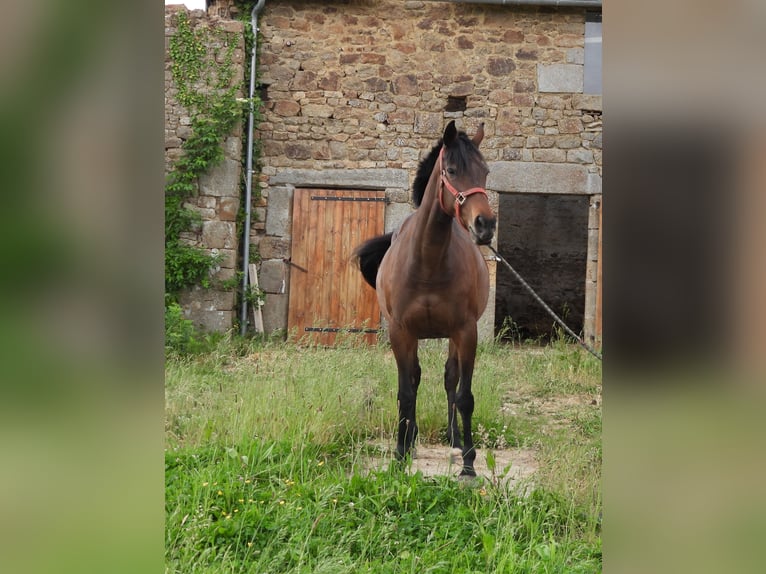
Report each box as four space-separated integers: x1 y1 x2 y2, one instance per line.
488 161 589 195
587 229 600 261
537 64 583 93
385 202 414 234
219 197 239 221
556 135 582 149
202 220 237 249
487 57 516 76
265 186 293 237
477 260 496 343
567 48 585 65
450 82 474 97
303 104 333 118
209 248 237 270
262 293 289 334
188 309 233 332
285 143 312 160
273 100 301 116
414 112 442 134
586 173 602 195
291 71 317 91
533 148 566 162
572 94 602 112
178 287 236 332
558 117 583 134
199 157 241 197
567 149 594 164
259 259 288 294
259 236 291 259
223 136 241 159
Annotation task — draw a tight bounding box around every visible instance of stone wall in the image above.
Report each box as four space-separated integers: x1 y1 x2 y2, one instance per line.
205 0 603 341
164 6 246 331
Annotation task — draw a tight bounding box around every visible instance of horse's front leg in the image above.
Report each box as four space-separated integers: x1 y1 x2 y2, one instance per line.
454 325 478 477
444 340 462 453
391 328 419 462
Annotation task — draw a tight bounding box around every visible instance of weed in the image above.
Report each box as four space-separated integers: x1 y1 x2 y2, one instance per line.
166 338 602 572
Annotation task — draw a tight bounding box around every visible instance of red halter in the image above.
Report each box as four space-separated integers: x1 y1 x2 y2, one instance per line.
437 147 488 230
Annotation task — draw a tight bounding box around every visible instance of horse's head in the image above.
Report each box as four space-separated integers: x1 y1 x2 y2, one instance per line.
439 121 496 245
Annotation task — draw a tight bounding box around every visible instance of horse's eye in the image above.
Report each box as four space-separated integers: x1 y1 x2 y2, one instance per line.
446 167 456 176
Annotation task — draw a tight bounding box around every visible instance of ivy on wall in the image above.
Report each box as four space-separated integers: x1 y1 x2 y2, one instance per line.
165 11 245 298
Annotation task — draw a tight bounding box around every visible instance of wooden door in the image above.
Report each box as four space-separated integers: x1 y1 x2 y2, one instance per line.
287 188 386 345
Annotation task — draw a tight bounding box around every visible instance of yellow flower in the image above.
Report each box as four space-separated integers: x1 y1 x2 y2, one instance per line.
202 482 209 487
217 490 223 496
317 461 325 467
247 542 253 548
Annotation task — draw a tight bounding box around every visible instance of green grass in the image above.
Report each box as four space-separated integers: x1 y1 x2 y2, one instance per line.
166 337 601 572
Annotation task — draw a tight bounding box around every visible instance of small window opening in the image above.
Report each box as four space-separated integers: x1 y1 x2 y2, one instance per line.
445 96 467 112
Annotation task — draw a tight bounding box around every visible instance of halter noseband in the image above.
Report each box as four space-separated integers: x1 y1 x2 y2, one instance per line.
437 147 488 230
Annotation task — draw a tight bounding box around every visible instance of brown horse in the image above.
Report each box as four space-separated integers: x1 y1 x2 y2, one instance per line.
354 121 496 476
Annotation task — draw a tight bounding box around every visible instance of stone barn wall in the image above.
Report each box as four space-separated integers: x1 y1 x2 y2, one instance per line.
164 6 246 331
202 0 603 343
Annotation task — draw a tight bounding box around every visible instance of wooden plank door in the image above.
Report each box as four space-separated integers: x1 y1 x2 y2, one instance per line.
287 188 386 345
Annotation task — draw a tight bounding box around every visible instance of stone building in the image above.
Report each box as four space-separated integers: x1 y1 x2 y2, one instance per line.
164 5 246 331
167 0 602 345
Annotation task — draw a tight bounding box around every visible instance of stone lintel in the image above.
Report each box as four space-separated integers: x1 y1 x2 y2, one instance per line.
270 168 409 190
488 161 596 195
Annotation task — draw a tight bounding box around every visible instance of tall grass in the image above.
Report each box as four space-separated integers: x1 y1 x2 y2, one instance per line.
166 337 601 572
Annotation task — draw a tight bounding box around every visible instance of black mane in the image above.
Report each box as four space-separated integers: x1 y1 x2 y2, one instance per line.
411 131 484 207
411 140 442 207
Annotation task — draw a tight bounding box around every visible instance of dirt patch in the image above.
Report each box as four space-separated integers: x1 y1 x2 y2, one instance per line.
501 391 600 431
362 441 538 489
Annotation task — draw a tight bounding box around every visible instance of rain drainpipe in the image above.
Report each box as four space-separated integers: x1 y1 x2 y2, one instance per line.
241 0 266 335
445 0 601 7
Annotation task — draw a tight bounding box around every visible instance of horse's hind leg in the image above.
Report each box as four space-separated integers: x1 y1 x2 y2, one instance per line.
390 327 419 462
444 340 462 452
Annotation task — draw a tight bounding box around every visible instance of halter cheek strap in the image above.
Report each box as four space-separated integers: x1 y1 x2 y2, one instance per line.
437 147 488 230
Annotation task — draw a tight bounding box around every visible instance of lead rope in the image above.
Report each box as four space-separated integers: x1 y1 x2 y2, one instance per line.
488 245 602 361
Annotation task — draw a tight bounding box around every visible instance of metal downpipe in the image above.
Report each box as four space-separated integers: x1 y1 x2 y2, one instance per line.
240 0 266 335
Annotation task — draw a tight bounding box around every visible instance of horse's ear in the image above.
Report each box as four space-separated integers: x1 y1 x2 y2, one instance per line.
472 122 485 147
443 120 458 146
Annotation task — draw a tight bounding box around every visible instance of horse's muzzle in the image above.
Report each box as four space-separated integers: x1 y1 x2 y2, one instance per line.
471 215 496 245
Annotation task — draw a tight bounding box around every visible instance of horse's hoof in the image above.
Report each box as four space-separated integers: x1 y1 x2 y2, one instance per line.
459 467 477 478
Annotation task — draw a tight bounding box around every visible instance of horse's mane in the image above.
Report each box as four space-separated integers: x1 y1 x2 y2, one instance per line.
411 131 484 207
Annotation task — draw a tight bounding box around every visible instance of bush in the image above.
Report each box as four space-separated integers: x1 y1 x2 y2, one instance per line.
165 301 204 355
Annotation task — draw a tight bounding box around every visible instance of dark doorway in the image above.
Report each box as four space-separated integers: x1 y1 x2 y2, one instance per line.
495 193 589 342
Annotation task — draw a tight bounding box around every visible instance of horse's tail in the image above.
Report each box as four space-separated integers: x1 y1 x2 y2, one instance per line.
353 232 393 289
